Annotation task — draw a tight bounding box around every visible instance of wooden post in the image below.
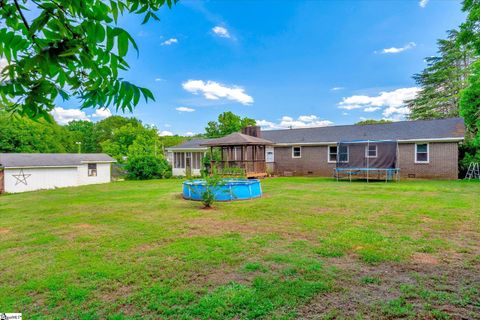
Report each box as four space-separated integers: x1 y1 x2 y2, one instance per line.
210 147 213 175
253 145 256 173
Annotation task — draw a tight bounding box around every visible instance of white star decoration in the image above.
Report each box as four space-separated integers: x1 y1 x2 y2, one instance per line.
12 169 31 186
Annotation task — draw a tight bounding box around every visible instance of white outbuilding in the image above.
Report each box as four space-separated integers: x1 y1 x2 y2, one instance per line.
0 153 116 193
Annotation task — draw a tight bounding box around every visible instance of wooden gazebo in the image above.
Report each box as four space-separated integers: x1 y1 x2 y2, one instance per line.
200 132 273 178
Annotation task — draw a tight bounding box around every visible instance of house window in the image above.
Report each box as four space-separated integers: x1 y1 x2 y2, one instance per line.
328 146 337 163
88 163 97 176
415 143 429 163
192 152 203 169
174 152 185 168
339 145 349 163
365 145 377 158
292 146 301 158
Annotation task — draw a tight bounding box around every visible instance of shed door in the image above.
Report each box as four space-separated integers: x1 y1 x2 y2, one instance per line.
266 147 274 163
0 170 4 193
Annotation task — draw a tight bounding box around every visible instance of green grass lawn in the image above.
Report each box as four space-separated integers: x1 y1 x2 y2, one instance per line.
0 177 479 319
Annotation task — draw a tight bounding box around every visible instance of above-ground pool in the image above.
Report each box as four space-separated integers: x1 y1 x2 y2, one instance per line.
182 179 262 201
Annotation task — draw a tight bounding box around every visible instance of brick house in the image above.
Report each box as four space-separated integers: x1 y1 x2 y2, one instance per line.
166 118 464 179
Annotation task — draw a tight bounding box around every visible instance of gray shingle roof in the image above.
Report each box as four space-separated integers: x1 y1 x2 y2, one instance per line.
0 153 116 168
166 118 465 150
260 117 464 144
165 139 211 150
199 132 273 146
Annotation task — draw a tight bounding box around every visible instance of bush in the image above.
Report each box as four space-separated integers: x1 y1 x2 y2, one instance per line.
125 155 171 180
200 172 225 208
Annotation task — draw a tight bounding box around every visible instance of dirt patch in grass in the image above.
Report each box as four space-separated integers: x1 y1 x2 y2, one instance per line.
411 252 439 265
184 216 309 240
0 228 11 234
60 223 106 240
298 251 480 319
100 284 135 303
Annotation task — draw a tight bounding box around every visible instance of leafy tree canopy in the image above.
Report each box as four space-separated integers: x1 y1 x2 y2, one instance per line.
205 111 256 138
0 111 74 152
93 115 142 145
0 0 177 119
100 121 160 162
65 120 98 153
355 119 393 126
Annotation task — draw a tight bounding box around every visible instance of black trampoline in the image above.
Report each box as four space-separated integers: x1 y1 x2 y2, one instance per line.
334 140 400 182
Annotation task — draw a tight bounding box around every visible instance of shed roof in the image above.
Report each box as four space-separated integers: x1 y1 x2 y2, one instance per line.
199 132 273 146
260 117 465 144
0 153 116 168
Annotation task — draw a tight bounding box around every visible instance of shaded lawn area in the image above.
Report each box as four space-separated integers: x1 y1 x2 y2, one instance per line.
0 177 479 319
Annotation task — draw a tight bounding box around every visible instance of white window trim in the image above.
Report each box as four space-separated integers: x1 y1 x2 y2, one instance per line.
365 145 378 158
338 145 349 163
415 143 430 164
292 146 302 158
327 145 337 163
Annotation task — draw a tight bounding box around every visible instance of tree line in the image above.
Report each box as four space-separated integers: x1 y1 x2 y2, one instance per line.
407 1 480 173
0 111 254 179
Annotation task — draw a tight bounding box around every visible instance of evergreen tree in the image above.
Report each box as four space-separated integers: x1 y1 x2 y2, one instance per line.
408 30 477 120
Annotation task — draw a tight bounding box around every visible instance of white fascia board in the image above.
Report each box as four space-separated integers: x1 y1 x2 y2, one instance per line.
4 165 78 169
80 160 116 164
165 148 208 152
271 137 463 146
272 142 337 146
397 137 464 143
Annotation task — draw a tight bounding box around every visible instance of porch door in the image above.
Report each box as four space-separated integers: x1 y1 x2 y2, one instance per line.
266 146 274 163
185 152 192 176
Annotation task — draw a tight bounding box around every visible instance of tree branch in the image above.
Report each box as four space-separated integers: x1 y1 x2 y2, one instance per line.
13 0 31 31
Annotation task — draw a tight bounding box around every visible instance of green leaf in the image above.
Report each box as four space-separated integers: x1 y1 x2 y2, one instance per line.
117 32 128 57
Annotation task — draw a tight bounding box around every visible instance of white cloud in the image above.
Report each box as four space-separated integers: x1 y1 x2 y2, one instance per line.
155 78 165 82
185 132 196 136
176 106 195 112
419 0 429 8
161 38 178 46
0 58 7 72
338 87 420 120
212 26 231 38
342 112 349 116
50 107 90 125
159 130 174 136
331 87 344 91
91 108 112 119
182 80 254 105
363 106 381 112
376 42 416 54
256 115 333 130
164 123 171 128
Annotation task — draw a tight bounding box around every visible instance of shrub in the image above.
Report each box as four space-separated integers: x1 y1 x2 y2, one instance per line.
200 171 225 208
125 155 171 180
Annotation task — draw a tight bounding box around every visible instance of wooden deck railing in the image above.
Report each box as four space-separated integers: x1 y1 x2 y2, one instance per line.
211 160 267 177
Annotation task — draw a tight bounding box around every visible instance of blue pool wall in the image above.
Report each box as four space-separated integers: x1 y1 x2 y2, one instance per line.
182 179 262 201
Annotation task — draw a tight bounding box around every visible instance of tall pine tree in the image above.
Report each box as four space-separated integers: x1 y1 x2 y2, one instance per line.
408 30 477 120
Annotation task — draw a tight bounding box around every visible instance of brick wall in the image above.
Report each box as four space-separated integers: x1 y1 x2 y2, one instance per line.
398 142 458 179
273 142 459 179
273 146 336 176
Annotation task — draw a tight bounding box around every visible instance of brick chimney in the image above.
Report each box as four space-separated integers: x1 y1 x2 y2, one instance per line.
242 125 261 137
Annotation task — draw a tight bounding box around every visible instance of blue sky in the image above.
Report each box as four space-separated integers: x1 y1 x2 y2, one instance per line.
54 0 466 136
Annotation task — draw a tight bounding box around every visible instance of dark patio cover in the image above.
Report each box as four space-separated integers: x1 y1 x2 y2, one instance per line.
199 132 273 146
